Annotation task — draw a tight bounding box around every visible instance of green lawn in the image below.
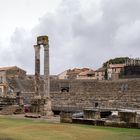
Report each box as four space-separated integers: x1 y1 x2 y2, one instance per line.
0 117 139 140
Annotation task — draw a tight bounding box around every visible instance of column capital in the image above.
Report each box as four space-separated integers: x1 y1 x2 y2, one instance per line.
43 44 49 50
34 45 40 49
37 36 49 45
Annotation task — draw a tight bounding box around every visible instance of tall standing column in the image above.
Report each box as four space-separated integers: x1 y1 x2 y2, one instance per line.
37 35 53 116
43 43 53 116
34 45 41 96
44 44 50 98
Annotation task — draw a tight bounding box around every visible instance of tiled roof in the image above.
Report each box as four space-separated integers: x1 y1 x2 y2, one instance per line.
81 68 90 71
78 71 89 76
0 66 26 72
79 70 95 76
0 66 16 71
87 70 95 75
95 67 106 72
67 68 86 75
109 64 125 68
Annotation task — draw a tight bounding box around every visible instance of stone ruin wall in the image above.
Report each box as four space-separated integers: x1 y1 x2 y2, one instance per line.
9 78 140 111
50 79 140 111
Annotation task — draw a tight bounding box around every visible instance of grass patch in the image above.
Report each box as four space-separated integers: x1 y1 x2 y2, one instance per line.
0 117 139 140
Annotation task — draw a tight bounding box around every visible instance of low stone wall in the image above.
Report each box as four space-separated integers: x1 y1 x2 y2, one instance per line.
72 118 140 128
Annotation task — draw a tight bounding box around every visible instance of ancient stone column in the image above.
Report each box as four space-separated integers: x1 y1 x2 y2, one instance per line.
43 42 53 116
37 36 53 116
44 44 50 98
34 45 41 96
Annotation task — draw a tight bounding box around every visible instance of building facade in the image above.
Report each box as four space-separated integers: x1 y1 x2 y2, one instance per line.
107 64 125 80
95 67 106 80
0 66 26 96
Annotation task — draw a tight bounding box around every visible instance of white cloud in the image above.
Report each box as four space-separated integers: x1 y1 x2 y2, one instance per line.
0 0 140 74
114 20 140 47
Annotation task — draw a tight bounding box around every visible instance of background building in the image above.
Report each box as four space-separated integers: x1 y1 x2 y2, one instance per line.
95 67 106 80
107 64 125 80
0 66 26 96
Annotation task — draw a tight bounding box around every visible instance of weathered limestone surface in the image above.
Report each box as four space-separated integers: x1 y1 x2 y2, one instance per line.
34 45 41 96
44 44 50 98
33 36 53 116
7 78 140 111
50 79 140 111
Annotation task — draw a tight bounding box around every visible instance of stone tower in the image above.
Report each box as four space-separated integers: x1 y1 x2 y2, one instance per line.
34 35 53 116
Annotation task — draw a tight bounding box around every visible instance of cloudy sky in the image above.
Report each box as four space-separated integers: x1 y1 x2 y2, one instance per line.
0 0 140 74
